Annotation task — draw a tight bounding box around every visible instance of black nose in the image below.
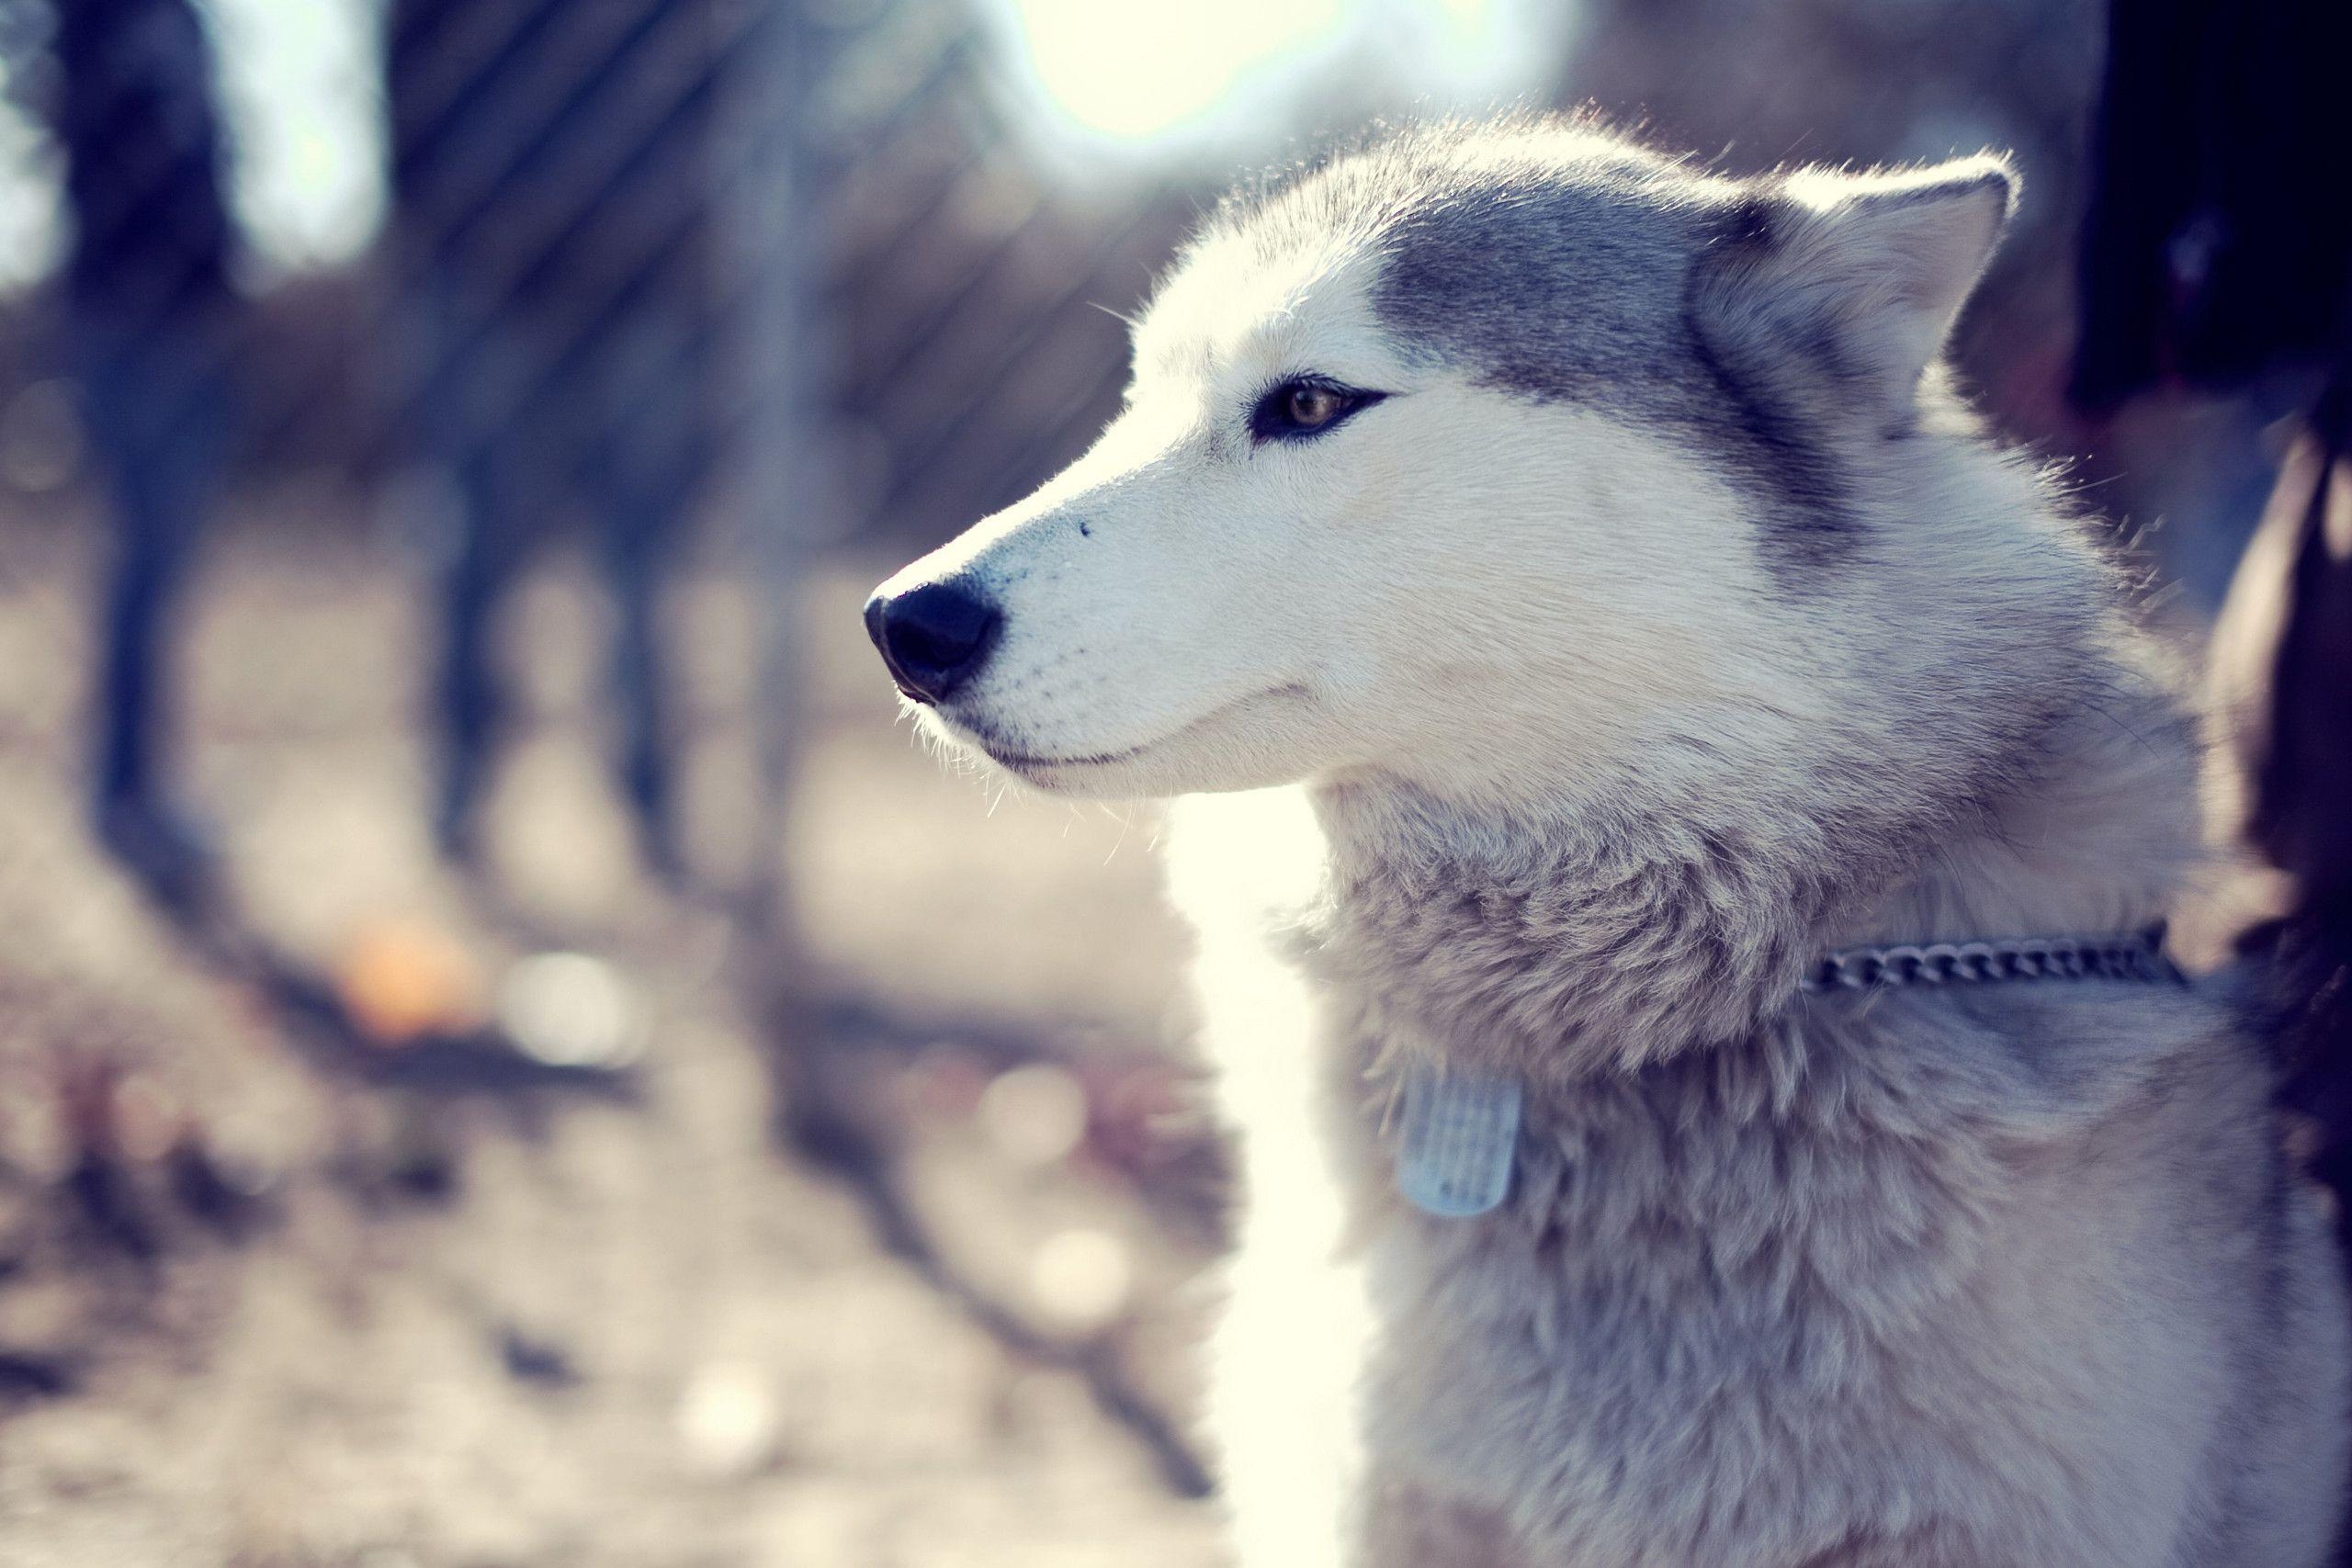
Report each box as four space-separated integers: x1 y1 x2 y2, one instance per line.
864 580 1001 705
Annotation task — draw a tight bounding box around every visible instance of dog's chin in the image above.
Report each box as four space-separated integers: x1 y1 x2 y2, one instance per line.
924 687 1324 800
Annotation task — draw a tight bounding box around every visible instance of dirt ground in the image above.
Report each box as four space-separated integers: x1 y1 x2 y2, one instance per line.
0 493 1228 1567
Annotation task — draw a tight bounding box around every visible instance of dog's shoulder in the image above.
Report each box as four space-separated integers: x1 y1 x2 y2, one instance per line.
1893 974 2271 1149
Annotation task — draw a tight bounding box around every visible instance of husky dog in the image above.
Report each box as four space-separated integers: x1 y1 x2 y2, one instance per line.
865 120 2352 1566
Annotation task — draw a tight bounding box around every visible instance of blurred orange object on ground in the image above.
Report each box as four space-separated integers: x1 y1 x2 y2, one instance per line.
334 916 487 1045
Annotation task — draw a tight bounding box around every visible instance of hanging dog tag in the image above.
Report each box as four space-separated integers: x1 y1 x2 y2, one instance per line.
1396 1065 1521 1218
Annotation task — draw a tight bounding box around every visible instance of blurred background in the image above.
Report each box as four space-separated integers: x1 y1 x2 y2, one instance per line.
0 0 2322 1562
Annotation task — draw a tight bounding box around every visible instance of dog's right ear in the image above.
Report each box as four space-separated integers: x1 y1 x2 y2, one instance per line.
1693 155 2017 423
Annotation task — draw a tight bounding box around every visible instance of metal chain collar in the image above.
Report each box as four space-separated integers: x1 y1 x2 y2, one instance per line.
1800 924 2177 994
1393 924 2179 1220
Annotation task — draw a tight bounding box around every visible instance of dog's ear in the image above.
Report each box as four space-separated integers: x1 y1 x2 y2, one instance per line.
1694 155 2017 421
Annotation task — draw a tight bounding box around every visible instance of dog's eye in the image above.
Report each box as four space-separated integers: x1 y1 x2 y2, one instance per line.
1250 376 1385 445
1285 384 1345 427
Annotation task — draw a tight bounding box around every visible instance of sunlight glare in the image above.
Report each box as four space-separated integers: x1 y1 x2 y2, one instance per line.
997 0 1350 144
198 0 387 277
990 0 1577 165
0 56 62 292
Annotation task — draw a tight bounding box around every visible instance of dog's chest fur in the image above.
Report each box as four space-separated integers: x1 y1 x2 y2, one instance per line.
1324 979 2307 1566
1351 1010 2154 1562
1177 784 2347 1568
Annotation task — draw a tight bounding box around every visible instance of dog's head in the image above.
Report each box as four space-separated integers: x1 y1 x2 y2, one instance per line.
869 120 2072 813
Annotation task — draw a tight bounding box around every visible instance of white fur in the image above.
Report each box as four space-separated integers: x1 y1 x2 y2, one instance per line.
873 123 2352 1565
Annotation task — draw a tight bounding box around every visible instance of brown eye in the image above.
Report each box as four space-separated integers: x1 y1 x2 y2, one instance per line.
1249 376 1386 445
1287 384 1343 428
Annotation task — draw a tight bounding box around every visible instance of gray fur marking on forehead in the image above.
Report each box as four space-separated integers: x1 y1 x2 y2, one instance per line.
1204 121 1870 575
1203 121 1724 392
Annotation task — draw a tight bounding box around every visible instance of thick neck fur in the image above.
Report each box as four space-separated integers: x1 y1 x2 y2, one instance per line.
1300 636 2199 1085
